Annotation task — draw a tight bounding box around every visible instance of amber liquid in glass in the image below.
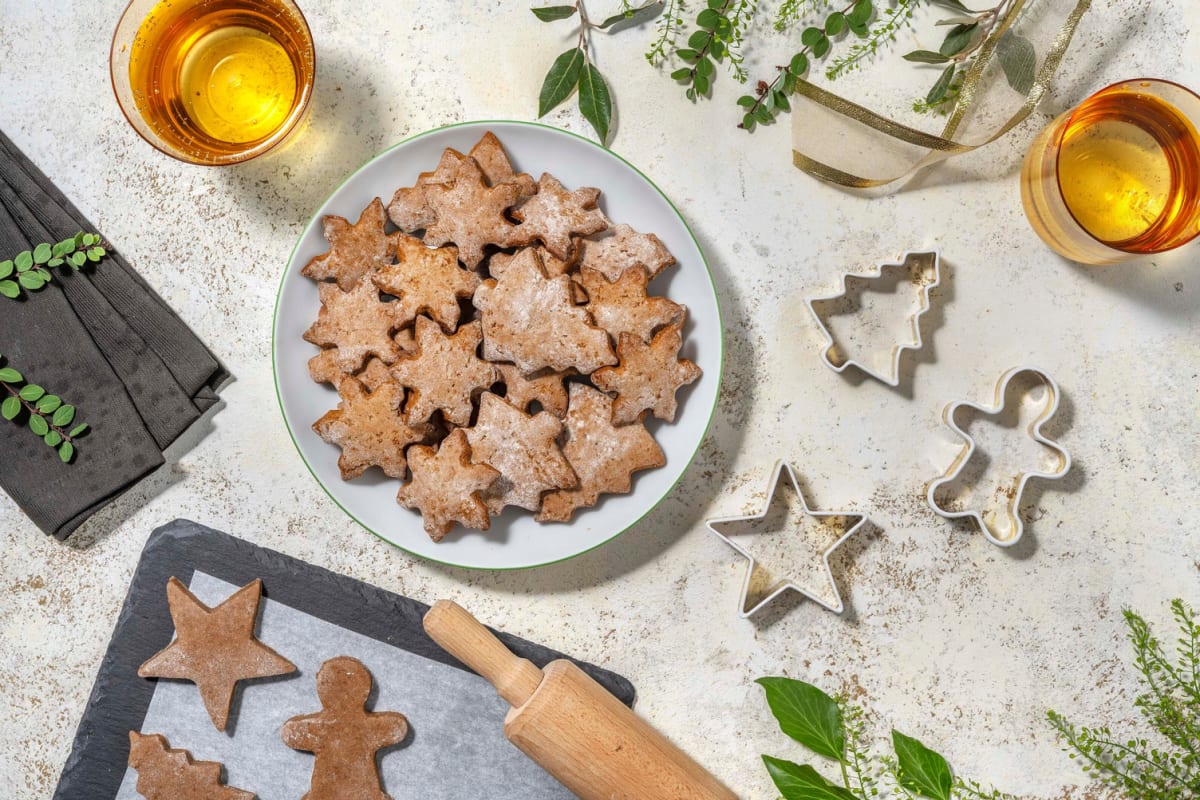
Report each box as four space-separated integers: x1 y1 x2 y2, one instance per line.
1052 92 1200 252
128 0 312 157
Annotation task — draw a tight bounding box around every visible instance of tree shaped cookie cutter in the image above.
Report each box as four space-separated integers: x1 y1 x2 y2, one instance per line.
804 251 941 387
926 366 1072 547
706 460 867 618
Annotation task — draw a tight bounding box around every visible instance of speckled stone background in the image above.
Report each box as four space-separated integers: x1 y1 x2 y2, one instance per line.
1 1 1198 797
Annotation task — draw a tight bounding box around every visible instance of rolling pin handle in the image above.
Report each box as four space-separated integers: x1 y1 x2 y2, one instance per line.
423 600 544 708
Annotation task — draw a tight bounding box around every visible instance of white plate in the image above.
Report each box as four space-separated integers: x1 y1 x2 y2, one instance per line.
273 121 722 569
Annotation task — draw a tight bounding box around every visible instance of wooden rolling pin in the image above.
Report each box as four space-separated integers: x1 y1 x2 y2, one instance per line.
423 600 738 800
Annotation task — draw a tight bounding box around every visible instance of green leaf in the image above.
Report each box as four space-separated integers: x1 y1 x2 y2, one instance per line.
812 36 830 58
761 756 857 800
29 414 48 436
578 63 613 143
671 67 692 80
598 0 662 29
848 20 868 37
1 396 20 420
56 237 76 254
939 22 978 56
756 678 845 760
73 232 87 248
52 404 75 427
43 430 62 447
892 730 953 800
46 258 63 268
33 243 51 264
694 72 711 96
904 50 950 64
737 94 756 107
775 90 791 112
801 26 824 46
14 251 33 271
0 367 22 383
59 440 74 463
936 15 981 25
696 57 714 78
530 5 577 22
790 52 809 74
18 273 44 291
0 280 18 298
848 0 873 24
87 247 103 262
69 423 89 437
69 251 86 267
94 246 107 258
36 395 61 413
687 30 709 49
19 384 44 402
0 261 10 279
676 48 700 62
51 241 67 258
696 8 721 29
927 63 956 104
753 104 771 123
741 113 756 131
84 233 99 246
825 12 845 35
996 31 1036 95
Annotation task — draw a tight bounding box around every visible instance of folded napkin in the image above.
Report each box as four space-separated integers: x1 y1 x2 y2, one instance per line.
0 129 228 539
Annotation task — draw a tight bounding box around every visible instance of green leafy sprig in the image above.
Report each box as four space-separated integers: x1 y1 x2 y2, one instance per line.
736 0 873 130
0 232 106 299
758 676 1014 800
666 0 757 100
1048 599 1200 798
0 355 88 463
532 1 663 144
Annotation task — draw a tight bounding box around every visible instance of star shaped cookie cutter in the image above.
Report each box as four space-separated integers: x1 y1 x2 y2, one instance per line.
926 366 1072 547
804 250 941 387
706 461 867 618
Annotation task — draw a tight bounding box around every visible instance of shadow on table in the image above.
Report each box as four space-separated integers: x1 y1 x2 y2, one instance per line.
429 224 757 593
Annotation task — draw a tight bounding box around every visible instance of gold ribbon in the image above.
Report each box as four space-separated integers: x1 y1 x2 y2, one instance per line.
791 0 1093 188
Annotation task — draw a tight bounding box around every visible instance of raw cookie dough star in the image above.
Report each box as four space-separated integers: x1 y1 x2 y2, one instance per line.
705 461 867 618
301 198 399 291
138 578 296 731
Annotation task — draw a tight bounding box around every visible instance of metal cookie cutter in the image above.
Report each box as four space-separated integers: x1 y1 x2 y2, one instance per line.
927 367 1072 547
805 251 941 387
706 460 867 618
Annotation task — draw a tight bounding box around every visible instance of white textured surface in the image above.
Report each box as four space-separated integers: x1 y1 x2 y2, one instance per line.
1 1 1198 797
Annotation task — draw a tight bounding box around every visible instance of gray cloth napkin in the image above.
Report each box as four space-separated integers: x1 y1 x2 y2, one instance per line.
0 129 228 539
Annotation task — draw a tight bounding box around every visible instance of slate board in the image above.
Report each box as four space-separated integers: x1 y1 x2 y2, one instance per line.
54 519 636 799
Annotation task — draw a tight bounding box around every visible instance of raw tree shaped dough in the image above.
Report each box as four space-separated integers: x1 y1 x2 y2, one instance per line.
466 392 576 513
510 173 609 261
397 429 500 540
303 281 408 372
301 198 399 292
539 384 666 523
282 656 409 800
389 317 499 426
312 379 432 480
578 222 675 281
474 248 615 375
592 322 701 424
127 732 255 800
138 578 296 732
372 235 480 331
578 266 685 345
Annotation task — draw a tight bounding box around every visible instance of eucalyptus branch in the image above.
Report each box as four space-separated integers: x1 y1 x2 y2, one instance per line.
0 355 88 463
0 232 106 299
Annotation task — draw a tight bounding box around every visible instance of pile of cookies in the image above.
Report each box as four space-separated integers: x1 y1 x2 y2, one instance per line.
302 132 700 540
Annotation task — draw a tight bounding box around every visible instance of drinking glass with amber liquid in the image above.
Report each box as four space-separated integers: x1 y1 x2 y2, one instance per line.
1021 79 1200 265
111 0 315 166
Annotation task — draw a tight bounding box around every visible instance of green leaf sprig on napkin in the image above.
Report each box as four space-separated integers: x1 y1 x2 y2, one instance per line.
757 676 1014 800
0 232 106 299
0 355 88 463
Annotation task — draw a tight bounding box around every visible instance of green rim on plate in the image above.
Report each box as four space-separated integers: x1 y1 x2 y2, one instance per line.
272 119 724 570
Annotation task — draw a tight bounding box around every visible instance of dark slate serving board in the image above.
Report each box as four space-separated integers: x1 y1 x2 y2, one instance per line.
54 519 636 799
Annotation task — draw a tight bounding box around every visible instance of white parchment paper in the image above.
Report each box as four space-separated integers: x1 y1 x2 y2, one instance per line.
114 572 574 799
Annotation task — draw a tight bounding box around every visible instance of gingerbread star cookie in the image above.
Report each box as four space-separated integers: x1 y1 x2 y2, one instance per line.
579 266 685 345
128 732 255 800
466 392 576 513
389 317 499 426
313 379 432 480
474 248 615 374
592 322 701 425
387 147 465 232
303 281 407 372
282 656 409 800
138 578 296 732
301 198 399 292
467 131 537 198
539 384 666 522
424 157 521 268
578 223 676 281
307 335 411 391
372 236 479 331
495 363 571 418
511 174 609 261
397 429 500 540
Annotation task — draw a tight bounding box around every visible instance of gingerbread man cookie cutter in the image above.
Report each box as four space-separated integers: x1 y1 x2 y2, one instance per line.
706 460 867 618
926 366 1072 547
805 250 941 387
